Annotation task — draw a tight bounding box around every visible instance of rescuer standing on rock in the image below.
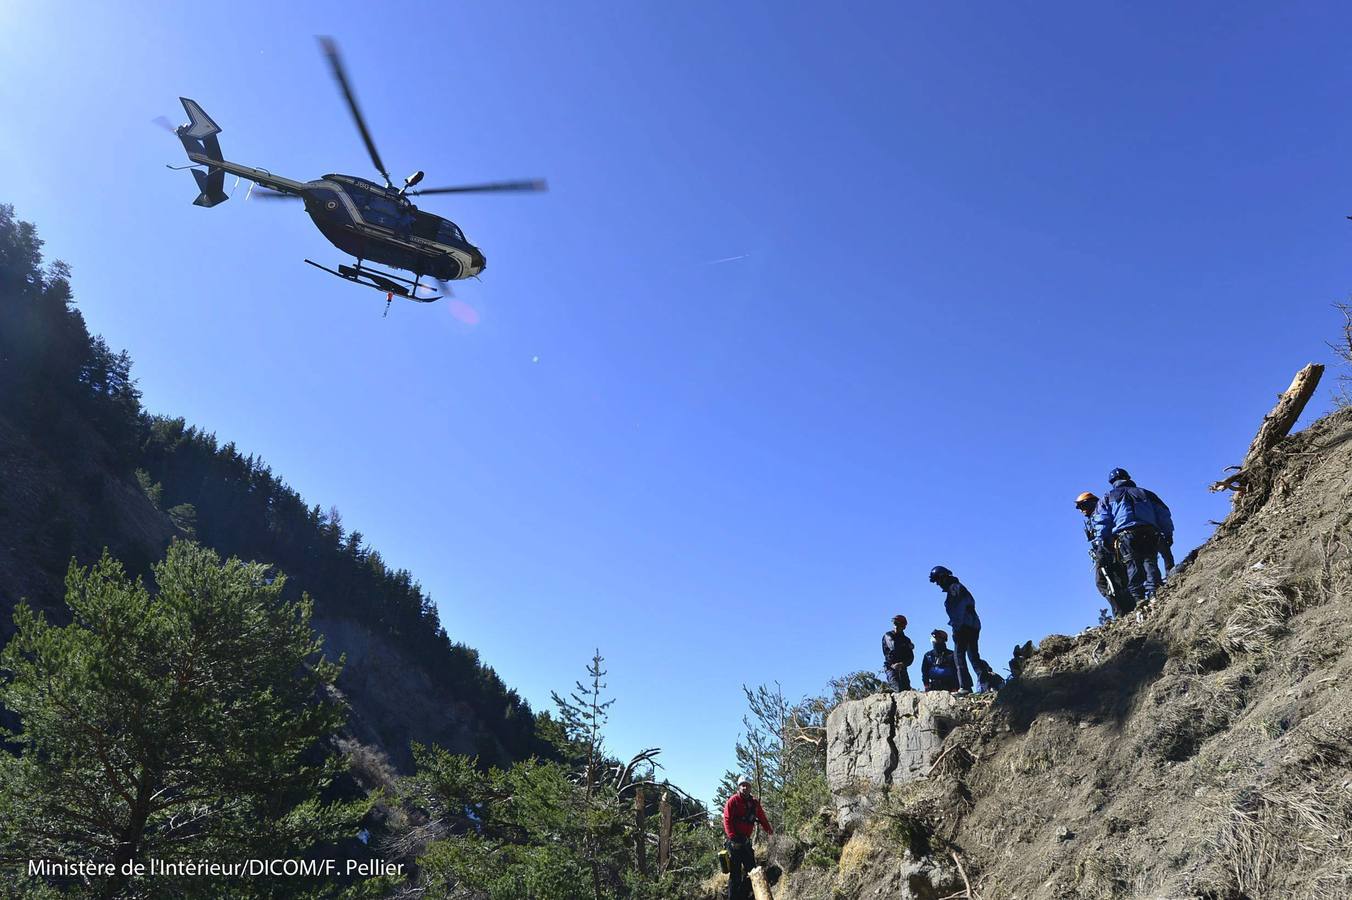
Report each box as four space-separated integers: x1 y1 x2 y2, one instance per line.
1075 491 1133 617
922 629 960 692
1092 468 1174 607
928 566 988 695
882 614 915 692
723 779 774 900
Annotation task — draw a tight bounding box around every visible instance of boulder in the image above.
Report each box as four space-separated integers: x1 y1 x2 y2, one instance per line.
825 691 962 829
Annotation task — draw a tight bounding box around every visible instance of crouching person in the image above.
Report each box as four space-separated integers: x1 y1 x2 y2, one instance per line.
922 629 960 692
723 779 774 900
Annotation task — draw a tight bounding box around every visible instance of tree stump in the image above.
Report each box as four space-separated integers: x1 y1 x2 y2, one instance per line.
633 784 647 877
657 790 672 876
749 865 774 900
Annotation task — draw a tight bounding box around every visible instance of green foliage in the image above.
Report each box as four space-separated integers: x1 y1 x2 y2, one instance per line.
134 468 162 508
403 655 718 900
166 502 197 538
721 671 886 838
0 542 365 898
0 204 142 464
550 650 614 794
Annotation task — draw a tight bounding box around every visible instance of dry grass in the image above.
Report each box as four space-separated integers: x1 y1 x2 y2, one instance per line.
1313 524 1351 606
1219 565 1304 656
1138 670 1246 763
338 737 399 791
1206 726 1352 899
837 829 881 875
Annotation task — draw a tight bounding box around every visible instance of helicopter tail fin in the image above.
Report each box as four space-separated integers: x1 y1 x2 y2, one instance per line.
175 97 229 207
190 168 228 208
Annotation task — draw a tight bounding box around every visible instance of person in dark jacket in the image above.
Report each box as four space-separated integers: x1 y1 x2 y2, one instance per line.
882 614 914 692
922 629 960 692
722 780 774 900
1158 532 1176 580
1076 491 1133 617
928 566 988 694
975 659 1005 692
1092 468 1174 606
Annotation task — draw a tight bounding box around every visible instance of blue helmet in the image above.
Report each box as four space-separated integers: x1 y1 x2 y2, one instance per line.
1108 467 1131 483
929 565 953 583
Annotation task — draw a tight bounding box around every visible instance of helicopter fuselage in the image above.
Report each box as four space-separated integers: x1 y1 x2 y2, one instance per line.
297 175 485 281
171 73 537 302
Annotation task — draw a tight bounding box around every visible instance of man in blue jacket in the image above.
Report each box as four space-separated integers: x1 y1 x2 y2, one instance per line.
1092 468 1174 606
928 566 987 695
921 629 960 692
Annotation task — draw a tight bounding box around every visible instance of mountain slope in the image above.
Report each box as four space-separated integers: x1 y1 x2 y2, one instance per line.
773 405 1352 900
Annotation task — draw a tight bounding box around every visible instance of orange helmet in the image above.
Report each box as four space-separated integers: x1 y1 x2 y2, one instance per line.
1075 491 1098 509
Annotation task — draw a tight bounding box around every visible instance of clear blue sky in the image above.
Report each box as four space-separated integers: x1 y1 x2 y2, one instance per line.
3 1 1348 807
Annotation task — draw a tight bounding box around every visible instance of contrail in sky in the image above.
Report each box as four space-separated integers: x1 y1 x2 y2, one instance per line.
701 253 750 266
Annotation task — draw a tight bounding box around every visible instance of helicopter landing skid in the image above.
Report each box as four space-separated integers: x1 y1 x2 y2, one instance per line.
303 259 442 313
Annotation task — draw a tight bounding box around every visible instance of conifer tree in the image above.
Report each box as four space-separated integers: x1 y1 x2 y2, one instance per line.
0 542 363 899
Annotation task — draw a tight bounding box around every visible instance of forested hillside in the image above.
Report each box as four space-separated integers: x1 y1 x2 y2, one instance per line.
0 202 543 769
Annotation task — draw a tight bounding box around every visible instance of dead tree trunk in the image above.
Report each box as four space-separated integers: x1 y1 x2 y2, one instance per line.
633 784 647 878
1210 363 1323 521
749 865 775 900
657 790 672 876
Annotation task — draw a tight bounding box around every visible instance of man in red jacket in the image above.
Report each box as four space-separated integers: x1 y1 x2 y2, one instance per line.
723 779 774 900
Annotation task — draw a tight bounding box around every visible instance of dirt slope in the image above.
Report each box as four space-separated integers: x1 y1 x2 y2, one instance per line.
776 406 1352 900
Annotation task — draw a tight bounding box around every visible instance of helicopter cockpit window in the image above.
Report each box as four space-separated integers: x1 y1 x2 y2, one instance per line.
437 221 465 244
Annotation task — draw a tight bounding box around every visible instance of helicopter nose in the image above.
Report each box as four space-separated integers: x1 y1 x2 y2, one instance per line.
469 248 486 274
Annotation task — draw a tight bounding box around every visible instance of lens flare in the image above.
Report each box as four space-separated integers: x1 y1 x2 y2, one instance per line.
448 300 481 325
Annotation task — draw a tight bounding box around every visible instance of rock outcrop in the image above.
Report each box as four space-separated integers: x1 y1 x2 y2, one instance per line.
826 690 962 829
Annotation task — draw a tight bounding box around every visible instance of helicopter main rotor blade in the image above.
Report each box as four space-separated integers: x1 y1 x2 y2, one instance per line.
318 36 392 188
408 179 548 196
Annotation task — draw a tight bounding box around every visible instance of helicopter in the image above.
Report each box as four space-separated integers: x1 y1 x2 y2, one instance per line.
168 37 545 310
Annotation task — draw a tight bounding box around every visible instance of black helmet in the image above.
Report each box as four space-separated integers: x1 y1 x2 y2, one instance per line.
929 565 953 583
1108 467 1131 483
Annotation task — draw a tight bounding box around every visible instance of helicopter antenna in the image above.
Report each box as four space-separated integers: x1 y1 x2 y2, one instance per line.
318 36 394 189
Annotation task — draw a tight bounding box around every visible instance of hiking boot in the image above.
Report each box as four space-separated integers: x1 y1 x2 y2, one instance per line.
956 688 973 696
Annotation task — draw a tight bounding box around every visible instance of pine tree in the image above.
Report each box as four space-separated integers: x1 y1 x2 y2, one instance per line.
0 542 362 899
